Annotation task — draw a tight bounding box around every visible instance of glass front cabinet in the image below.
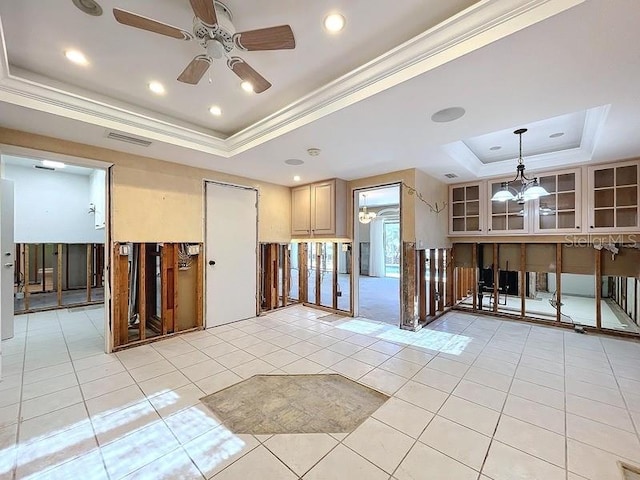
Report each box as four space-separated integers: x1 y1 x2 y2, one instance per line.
449 182 484 235
533 169 581 233
588 161 639 232
487 178 528 234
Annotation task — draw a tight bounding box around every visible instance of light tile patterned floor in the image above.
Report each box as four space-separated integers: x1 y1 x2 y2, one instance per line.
1 305 640 479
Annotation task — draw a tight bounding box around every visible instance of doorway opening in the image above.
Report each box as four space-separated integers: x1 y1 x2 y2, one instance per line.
354 184 401 325
0 150 110 355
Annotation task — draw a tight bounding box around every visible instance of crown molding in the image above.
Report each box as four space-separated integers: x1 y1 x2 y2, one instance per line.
443 104 611 178
0 0 586 157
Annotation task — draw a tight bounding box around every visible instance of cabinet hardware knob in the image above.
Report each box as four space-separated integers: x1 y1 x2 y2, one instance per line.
208 260 216 266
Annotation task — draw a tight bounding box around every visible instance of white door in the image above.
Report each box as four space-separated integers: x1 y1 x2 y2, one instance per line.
205 182 257 327
1 179 15 342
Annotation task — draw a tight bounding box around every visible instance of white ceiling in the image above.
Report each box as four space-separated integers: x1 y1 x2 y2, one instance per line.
1 0 640 188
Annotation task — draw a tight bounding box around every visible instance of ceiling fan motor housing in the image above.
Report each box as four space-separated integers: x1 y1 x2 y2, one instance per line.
194 1 235 56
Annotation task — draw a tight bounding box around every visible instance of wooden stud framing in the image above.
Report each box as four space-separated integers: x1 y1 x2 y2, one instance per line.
492 243 499 313
24 244 30 311
429 249 436 317
138 244 147 341
282 244 290 307
472 243 477 311
438 248 445 312
556 244 562 323
446 247 454 307
520 243 526 317
595 248 602 329
298 243 308 303
86 244 92 303
315 243 321 306
114 243 130 347
418 250 427 321
400 242 418 329
161 244 177 335
196 244 204 328
57 243 63 306
332 243 338 310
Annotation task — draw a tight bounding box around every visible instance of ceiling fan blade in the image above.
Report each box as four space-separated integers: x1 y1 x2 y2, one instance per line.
227 57 271 93
113 8 191 40
177 55 212 85
234 25 295 51
189 0 217 26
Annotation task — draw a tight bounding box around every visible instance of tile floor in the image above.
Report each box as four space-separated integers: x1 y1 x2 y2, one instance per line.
1 305 640 479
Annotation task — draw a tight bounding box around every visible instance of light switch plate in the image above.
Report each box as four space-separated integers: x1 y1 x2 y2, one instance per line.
187 244 200 255
119 244 130 256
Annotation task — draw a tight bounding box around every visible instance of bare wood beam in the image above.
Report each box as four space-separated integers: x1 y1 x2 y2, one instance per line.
282 245 290 307
315 243 321 306
196 243 204 328
87 244 92 303
595 248 602 329
446 247 454 307
472 244 477 311
429 249 436 317
438 248 445 312
24 244 30 311
139 244 147 341
493 243 498 313
556 244 562 323
520 243 526 317
333 243 338 310
299 243 308 303
418 249 426 321
57 243 63 306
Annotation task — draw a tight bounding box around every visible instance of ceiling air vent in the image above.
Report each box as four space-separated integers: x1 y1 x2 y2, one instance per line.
34 165 55 171
105 130 152 147
444 173 458 179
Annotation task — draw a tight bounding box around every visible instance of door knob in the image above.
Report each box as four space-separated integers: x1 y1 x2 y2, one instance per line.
209 260 216 266
4 263 13 268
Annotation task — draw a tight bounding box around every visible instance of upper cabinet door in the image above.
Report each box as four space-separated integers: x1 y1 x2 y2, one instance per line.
311 181 336 235
487 179 528 234
588 161 639 232
291 184 311 236
533 169 582 233
449 182 484 235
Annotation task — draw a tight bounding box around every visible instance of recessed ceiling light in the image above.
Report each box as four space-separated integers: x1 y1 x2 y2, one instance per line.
42 160 66 169
324 13 346 33
549 132 565 138
489 146 502 151
72 0 103 16
148 81 165 95
431 107 465 123
209 105 222 116
293 175 301 182
241 81 254 93
64 49 89 66
285 159 304 166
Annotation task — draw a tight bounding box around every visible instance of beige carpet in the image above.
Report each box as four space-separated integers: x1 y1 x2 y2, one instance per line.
200 374 389 434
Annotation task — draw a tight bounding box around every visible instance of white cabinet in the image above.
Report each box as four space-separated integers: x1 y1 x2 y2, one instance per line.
449 183 484 235
588 160 639 232
291 179 347 237
487 178 528 234
534 168 582 233
291 185 311 236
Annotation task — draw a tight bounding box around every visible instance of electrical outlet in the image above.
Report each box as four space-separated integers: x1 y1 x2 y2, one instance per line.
119 244 130 256
187 244 200 255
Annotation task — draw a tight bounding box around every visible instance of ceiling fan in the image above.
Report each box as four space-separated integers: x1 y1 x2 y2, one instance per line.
112 0 295 93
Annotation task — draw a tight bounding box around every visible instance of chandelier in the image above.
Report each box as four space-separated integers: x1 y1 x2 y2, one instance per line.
358 194 376 224
490 128 549 203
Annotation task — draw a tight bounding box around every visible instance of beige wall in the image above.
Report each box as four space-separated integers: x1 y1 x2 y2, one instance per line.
0 128 291 243
414 169 450 248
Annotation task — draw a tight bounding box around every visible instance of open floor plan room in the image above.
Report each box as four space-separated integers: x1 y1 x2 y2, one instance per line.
1 305 640 479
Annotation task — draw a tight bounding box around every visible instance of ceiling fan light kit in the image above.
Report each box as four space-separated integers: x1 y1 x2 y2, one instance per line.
490 128 550 205
112 0 295 91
